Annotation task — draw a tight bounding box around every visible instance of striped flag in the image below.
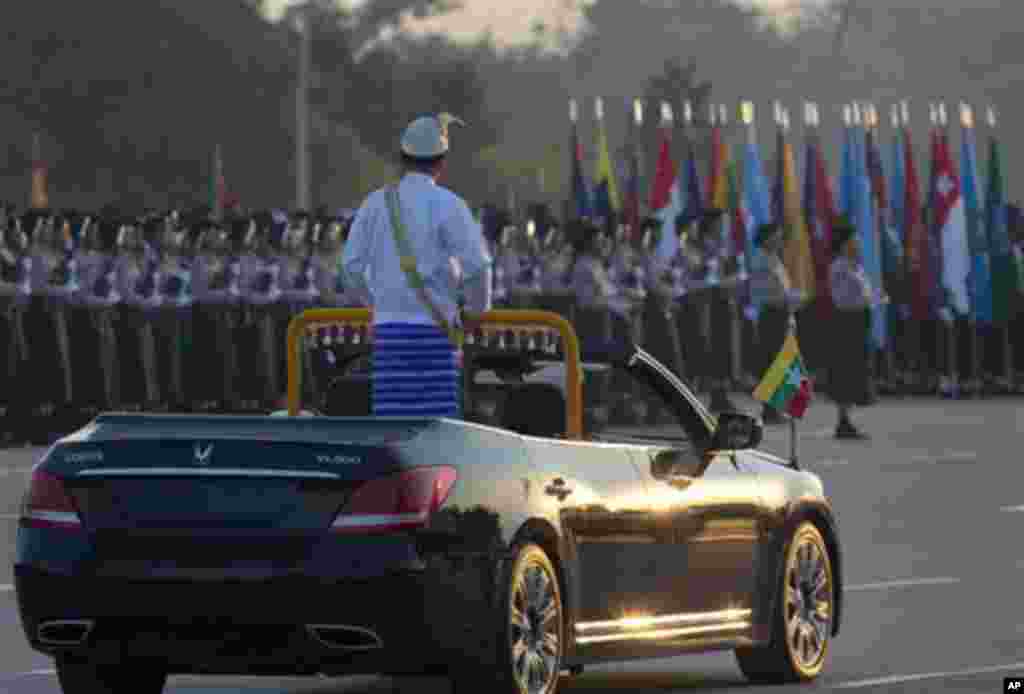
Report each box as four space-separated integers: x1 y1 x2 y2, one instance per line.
593 99 621 222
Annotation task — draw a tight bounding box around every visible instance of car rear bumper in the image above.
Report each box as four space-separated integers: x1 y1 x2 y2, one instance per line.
14 560 498 676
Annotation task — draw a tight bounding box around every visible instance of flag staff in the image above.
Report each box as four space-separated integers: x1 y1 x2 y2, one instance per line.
989 106 1014 388
788 314 800 469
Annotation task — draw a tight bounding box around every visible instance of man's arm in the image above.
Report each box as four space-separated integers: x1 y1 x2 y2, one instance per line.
443 198 492 316
340 199 375 306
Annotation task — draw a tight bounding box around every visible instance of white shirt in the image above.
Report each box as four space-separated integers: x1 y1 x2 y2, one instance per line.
342 172 492 325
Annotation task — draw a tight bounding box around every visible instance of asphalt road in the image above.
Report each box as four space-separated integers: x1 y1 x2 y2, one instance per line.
2 396 1023 693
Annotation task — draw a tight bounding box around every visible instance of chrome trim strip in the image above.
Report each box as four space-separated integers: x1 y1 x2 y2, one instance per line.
575 608 752 633
76 468 341 479
330 512 428 529
575 620 750 646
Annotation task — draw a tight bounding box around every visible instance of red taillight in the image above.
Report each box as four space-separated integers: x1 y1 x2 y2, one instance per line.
330 466 457 535
20 469 83 531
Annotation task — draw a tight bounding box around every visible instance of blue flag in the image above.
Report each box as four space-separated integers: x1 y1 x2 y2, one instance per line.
960 125 992 324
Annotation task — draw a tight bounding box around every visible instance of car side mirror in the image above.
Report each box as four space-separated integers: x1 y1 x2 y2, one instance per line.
711 411 763 451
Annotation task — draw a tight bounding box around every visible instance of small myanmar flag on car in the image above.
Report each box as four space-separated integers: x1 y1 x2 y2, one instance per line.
752 332 813 418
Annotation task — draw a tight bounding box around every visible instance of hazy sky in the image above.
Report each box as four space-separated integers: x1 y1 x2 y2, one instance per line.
264 0 805 44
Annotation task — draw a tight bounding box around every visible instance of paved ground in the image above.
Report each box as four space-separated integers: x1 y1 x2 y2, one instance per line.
1 395 1023 693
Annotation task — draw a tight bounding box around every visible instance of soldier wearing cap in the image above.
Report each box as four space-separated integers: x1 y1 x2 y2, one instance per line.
829 216 872 439
342 113 491 418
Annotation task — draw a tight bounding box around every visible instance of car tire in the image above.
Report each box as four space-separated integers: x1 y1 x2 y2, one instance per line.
56 659 168 694
452 543 564 694
735 521 834 684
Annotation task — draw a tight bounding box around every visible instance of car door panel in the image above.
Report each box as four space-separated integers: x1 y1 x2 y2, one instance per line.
520 438 652 625
631 447 761 617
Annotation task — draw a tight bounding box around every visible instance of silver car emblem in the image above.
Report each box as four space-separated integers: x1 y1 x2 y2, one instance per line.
194 443 214 466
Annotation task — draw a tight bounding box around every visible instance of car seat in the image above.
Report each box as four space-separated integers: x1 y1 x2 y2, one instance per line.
500 383 566 438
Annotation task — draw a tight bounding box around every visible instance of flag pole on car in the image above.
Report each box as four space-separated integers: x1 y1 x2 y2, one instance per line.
752 313 813 469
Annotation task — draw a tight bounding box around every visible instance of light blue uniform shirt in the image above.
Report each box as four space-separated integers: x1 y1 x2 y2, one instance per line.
342 172 492 326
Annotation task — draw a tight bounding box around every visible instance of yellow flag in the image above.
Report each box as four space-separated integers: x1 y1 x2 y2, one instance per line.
781 140 815 299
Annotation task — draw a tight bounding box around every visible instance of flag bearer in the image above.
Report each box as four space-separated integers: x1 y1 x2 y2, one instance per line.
342 113 491 418
829 217 872 439
749 222 801 424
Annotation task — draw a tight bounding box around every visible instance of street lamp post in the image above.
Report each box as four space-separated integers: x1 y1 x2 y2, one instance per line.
295 7 312 212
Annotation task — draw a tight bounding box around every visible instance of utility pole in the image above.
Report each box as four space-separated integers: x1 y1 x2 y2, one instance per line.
295 5 312 212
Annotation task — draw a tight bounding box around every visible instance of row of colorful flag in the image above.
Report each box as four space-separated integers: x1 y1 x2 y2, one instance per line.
28 137 235 219
568 98 1022 336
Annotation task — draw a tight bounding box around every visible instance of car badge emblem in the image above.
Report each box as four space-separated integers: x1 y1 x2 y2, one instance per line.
194 443 214 466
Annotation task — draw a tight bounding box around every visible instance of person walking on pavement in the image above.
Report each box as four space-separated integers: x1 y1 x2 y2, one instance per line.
341 113 492 418
829 216 872 440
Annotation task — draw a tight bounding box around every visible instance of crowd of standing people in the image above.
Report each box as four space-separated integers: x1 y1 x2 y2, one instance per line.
1 195 1023 445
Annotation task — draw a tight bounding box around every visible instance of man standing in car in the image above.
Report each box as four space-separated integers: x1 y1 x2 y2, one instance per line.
341 113 492 418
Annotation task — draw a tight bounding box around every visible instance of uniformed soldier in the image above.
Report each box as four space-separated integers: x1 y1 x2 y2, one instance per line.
638 219 687 386
193 217 243 412
829 217 872 440
691 208 742 413
341 113 491 418
115 217 163 411
25 210 79 439
245 210 288 409
155 213 195 411
0 207 33 443
78 212 122 413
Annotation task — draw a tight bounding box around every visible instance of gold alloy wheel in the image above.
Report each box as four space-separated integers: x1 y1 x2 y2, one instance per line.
782 522 834 678
508 547 563 694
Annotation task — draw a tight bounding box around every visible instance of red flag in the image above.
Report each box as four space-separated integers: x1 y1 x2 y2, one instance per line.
648 127 677 212
904 127 928 320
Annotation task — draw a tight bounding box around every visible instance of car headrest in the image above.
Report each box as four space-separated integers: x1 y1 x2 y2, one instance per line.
501 383 566 438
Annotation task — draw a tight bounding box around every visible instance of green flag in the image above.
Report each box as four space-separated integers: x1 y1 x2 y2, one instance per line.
986 136 1018 324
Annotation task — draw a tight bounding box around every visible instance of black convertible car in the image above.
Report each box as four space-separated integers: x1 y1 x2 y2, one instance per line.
14 309 841 694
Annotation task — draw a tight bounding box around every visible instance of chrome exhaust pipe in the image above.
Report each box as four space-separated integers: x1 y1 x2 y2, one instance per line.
37 620 95 647
306 624 383 651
